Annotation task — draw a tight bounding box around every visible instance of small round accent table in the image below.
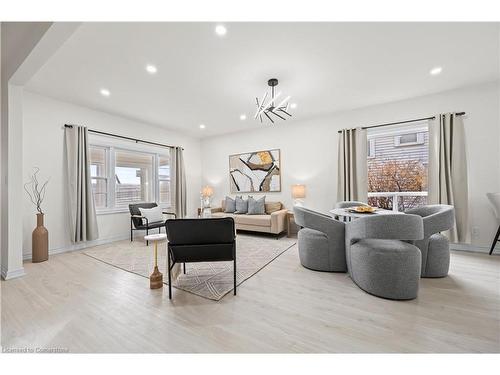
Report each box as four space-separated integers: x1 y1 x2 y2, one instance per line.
144 233 167 289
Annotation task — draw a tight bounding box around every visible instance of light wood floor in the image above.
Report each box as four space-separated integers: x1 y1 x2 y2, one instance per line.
1 241 499 353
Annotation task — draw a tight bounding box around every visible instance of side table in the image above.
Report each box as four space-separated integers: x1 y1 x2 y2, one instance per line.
144 233 167 289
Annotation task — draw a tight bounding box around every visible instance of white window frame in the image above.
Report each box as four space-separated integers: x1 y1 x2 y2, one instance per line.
89 138 171 215
367 139 376 158
394 132 425 147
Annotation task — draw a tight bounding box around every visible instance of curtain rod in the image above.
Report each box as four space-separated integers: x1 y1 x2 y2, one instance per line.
64 124 183 150
337 112 466 133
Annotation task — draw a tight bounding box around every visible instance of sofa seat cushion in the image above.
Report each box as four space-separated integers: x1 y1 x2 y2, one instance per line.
212 212 271 227
234 214 271 226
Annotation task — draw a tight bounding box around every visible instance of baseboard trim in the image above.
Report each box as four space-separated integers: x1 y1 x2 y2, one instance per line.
1 266 26 280
22 234 130 261
450 243 490 254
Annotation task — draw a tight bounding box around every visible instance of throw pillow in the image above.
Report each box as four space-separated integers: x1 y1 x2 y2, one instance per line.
247 196 266 215
234 196 248 214
139 206 163 224
224 196 236 213
265 201 282 214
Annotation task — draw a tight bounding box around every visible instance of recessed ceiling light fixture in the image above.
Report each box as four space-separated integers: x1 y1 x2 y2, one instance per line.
240 114 247 120
146 64 157 74
100 88 110 97
215 24 227 36
430 66 443 76
199 124 206 129
255 78 292 124
290 103 297 109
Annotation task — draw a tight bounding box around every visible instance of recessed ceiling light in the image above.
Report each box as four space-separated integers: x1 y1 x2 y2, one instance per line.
430 66 443 76
146 64 157 74
240 114 247 120
290 103 297 109
199 124 206 129
215 25 227 36
100 88 110 97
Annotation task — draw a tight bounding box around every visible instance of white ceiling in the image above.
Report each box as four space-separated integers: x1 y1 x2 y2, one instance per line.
26 22 499 138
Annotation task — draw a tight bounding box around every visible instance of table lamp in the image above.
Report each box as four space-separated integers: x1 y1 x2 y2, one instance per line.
201 185 214 217
292 184 306 206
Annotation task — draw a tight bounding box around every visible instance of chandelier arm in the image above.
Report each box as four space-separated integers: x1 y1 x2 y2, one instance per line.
278 109 292 117
264 111 275 124
270 110 286 121
254 92 268 119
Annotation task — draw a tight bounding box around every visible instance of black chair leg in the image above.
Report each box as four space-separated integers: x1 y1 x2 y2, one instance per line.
233 258 237 295
146 228 149 246
183 263 186 274
130 219 133 242
168 251 172 299
489 225 500 255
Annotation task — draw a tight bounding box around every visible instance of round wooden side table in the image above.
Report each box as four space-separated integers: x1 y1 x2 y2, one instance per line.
144 233 167 289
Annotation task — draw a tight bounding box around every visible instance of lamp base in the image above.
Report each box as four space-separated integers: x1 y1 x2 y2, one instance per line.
293 199 304 207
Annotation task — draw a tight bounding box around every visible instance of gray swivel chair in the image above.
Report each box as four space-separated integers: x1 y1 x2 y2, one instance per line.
345 214 424 300
335 201 369 209
293 206 347 272
405 205 455 277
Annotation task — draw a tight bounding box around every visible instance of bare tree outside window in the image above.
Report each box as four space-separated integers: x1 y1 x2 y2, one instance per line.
367 123 429 212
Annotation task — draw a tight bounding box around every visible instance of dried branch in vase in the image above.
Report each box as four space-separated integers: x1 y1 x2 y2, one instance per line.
24 167 50 214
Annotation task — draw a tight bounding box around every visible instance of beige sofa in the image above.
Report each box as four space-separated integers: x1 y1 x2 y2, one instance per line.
211 200 288 236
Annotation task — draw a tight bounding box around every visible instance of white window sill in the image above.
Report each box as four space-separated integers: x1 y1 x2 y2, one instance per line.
96 205 173 216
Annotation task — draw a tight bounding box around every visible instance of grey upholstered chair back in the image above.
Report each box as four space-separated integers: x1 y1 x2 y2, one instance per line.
335 201 368 209
487 193 500 222
346 214 424 244
405 205 455 236
293 206 346 270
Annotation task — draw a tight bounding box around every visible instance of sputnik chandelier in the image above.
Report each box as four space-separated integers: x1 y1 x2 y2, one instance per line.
254 78 292 124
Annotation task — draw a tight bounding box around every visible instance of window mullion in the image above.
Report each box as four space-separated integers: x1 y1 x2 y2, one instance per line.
109 147 116 209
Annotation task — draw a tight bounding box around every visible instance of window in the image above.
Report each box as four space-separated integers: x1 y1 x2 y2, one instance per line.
115 150 154 207
367 139 376 158
89 143 171 212
90 147 108 209
367 123 429 212
394 132 425 147
158 155 171 206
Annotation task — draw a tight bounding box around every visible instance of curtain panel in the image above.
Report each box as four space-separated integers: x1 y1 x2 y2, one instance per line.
428 113 469 243
64 125 99 242
170 146 187 218
337 127 368 203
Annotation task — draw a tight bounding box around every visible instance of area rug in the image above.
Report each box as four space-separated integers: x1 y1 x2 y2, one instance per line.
83 234 296 301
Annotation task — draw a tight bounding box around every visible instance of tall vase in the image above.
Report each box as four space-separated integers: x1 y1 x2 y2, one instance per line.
32 213 48 263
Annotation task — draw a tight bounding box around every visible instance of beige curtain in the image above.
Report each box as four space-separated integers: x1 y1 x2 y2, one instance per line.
428 113 469 243
64 125 99 242
337 127 368 202
170 146 187 218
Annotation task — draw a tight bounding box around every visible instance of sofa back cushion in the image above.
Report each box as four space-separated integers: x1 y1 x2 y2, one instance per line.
247 196 266 215
235 196 248 214
265 201 282 214
224 196 236 213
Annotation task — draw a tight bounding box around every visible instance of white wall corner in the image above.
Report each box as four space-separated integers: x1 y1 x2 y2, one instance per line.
1 264 25 280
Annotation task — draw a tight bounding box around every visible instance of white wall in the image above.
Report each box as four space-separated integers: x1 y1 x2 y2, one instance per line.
22 91 202 258
201 81 500 250
1 22 53 279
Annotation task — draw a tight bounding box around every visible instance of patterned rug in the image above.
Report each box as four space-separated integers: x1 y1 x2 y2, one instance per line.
83 234 296 301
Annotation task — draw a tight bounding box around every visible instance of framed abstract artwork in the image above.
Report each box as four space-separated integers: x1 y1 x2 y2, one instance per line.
229 149 281 193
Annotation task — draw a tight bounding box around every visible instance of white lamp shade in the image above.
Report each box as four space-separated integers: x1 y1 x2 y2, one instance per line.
291 184 306 199
202 186 214 197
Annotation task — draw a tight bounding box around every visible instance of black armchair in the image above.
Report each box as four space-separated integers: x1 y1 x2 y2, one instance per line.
165 217 236 299
129 203 176 245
